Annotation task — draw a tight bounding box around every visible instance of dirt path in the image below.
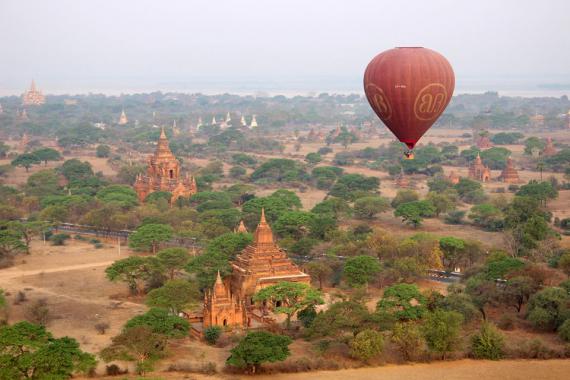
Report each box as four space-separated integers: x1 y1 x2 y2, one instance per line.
253 359 570 380
0 261 117 281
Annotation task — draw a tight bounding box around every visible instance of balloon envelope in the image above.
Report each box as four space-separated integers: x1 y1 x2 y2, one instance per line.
363 47 455 151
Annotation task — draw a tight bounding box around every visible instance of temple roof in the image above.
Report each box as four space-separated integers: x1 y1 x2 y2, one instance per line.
253 208 273 245
152 127 176 162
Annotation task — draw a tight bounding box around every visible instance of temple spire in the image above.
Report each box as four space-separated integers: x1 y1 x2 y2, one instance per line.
160 126 167 139
254 208 274 245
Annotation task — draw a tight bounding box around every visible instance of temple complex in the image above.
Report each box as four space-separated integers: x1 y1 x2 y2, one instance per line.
468 153 491 182
201 210 311 328
542 137 557 156
448 170 460 184
133 127 197 203
22 80 45 106
118 109 128 125
476 134 493 149
499 157 521 184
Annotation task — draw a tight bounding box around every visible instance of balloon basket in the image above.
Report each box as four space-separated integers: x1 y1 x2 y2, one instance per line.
404 150 415 160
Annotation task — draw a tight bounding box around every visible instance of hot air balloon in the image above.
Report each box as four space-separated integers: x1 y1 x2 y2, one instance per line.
363 47 455 158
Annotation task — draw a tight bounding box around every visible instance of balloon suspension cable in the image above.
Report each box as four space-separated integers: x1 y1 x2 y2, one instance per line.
404 149 415 160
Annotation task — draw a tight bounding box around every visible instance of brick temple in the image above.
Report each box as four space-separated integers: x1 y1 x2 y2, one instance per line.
134 127 197 204
468 153 491 182
201 209 311 328
542 137 557 157
118 109 128 125
499 157 521 184
22 80 45 106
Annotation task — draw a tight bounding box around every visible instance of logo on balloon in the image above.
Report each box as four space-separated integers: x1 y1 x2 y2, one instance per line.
366 84 392 120
413 83 448 121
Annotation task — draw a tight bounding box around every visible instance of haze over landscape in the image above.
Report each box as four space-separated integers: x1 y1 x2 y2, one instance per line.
1 1 570 380
1 0 570 96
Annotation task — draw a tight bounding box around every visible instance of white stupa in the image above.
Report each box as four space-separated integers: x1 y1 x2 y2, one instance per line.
197 117 203 130
240 115 246 127
250 115 258 129
211 116 217 125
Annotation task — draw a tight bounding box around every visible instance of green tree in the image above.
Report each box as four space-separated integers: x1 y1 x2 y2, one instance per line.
186 251 231 290
343 255 381 287
226 331 292 374
524 137 545 155
0 229 26 259
253 282 324 328
8 221 50 254
100 326 167 375
439 237 466 271
469 203 504 231
391 189 419 209
146 279 201 315
391 322 424 361
11 153 41 172
354 196 390 219
308 301 371 338
426 191 457 216
470 322 504 360
25 170 60 197
273 211 316 239
305 152 322 165
32 148 62 166
95 144 111 158
305 261 333 289
124 308 189 338
129 223 173 254
329 173 380 201
558 319 570 342
96 185 139 208
105 256 156 295
394 201 436 228
349 329 384 362
526 287 570 331
422 309 463 359
516 180 558 206
59 159 94 182
501 276 538 313
377 283 427 321
156 247 190 280
0 321 96 380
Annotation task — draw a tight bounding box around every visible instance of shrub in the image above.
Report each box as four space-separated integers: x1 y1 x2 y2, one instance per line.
204 326 222 345
106 364 127 376
498 314 515 330
25 298 51 326
391 322 423 361
349 329 384 362
470 323 505 360
445 210 465 225
50 233 70 246
95 322 110 335
558 319 570 342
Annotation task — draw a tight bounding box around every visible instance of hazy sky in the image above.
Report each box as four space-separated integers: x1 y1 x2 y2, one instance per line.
1 0 569 94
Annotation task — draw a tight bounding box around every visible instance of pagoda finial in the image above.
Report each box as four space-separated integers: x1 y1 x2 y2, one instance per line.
160 126 167 139
216 270 222 284
30 79 36 91
254 208 273 245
